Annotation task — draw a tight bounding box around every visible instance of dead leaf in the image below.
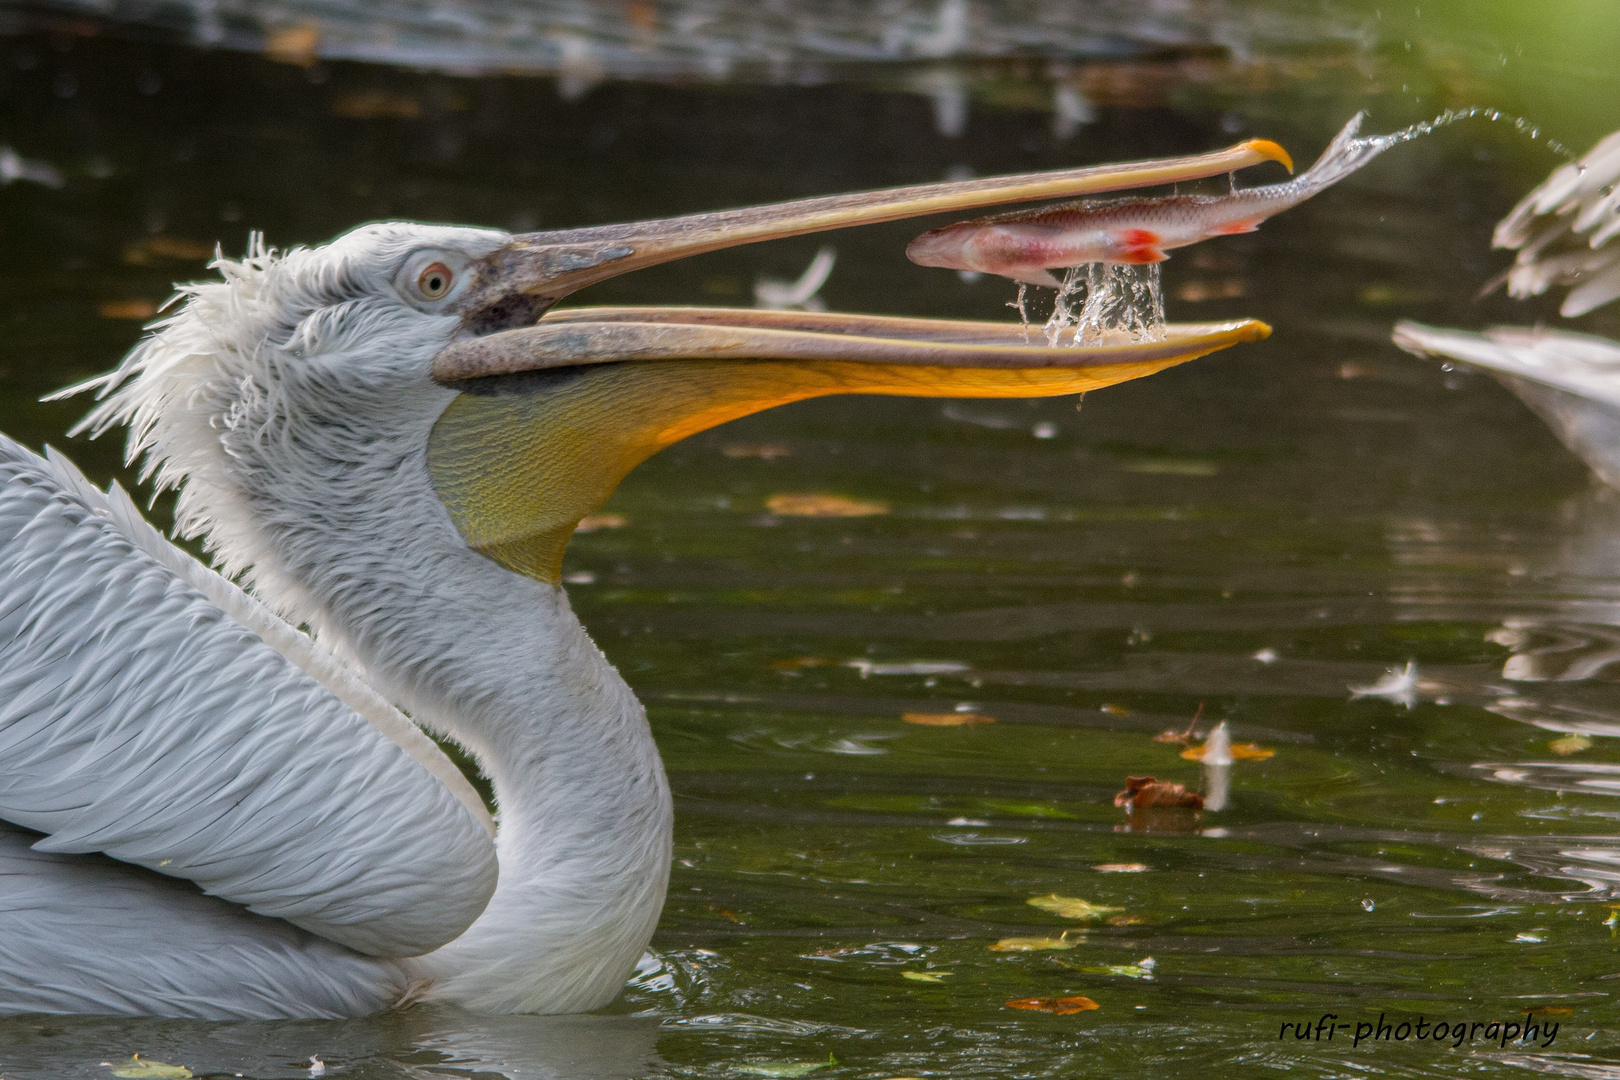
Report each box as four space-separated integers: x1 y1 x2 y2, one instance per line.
1004 995 1099 1014
707 905 745 924
735 1056 835 1078
575 513 628 533
111 1057 192 1080
1526 1005 1574 1017
1027 895 1122 920
1093 863 1148 873
98 300 159 320
771 657 830 670
1174 278 1247 302
989 935 1079 951
1550 734 1592 756
265 24 320 65
1100 704 1131 716
331 91 423 119
123 236 212 265
901 970 950 982
1181 742 1273 761
765 493 888 517
1114 776 1203 810
723 443 792 460
1078 958 1155 978
902 712 994 726
1106 914 1149 926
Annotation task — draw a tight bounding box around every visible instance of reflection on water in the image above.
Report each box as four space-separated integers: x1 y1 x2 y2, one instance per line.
6 3 1620 1078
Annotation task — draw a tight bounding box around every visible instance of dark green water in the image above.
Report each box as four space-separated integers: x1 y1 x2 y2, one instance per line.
5 4 1620 1077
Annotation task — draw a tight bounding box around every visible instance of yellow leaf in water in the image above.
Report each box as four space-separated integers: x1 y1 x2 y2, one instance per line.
111 1056 192 1079
1093 863 1148 873
901 970 950 982
989 936 1079 951
1106 914 1149 926
575 513 628 533
1181 742 1274 761
1100 704 1132 716
765 493 888 517
902 712 995 726
1027 894 1122 920
1550 734 1592 756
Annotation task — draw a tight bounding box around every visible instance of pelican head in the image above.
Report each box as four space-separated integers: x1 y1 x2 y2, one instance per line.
75 142 1277 615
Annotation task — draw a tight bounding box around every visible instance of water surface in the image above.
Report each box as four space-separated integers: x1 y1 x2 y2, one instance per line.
4 6 1620 1077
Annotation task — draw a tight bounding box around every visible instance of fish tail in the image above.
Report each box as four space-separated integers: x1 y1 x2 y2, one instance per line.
1293 111 1389 193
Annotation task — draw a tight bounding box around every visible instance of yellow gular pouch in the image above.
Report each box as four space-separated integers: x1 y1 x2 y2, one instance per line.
427 351 1199 584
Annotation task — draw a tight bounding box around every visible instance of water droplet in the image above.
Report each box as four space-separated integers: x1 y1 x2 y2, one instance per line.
1361 898 1376 911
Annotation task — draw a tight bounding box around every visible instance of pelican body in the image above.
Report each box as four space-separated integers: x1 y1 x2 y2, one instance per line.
0 140 1281 1019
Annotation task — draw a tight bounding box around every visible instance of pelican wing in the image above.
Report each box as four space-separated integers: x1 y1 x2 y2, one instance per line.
1394 322 1620 488
0 435 497 958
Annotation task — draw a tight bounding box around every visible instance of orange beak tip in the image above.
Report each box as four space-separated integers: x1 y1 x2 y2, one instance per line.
1244 138 1294 174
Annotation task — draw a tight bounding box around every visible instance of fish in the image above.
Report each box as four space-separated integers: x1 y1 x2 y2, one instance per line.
907 113 1389 287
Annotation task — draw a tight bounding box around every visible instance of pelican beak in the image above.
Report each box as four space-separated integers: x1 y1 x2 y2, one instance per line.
428 138 1286 583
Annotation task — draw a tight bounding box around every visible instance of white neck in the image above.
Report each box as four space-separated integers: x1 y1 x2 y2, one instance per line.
235 390 672 1013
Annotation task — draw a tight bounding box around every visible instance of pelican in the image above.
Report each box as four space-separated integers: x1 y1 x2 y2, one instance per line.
1395 129 1620 486
0 139 1286 1020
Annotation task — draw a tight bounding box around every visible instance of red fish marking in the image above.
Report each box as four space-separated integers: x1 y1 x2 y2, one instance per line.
1108 228 1166 264
1213 219 1261 235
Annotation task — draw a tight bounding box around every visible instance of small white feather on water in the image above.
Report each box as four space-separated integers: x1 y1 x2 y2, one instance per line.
755 247 836 310
1349 661 1420 709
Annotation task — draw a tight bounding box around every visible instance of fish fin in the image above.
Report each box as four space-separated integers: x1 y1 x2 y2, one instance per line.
1012 268 1065 289
1115 247 1168 264
1213 220 1261 235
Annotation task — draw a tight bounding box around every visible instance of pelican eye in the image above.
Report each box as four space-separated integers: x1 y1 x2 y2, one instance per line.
418 263 454 300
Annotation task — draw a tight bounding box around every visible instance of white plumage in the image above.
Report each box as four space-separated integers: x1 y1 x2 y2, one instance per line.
1394 127 1620 488
0 224 674 1018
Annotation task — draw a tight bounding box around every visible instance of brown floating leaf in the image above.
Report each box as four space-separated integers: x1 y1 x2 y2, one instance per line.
1099 703 1132 716
707 905 745 924
1526 1005 1575 1017
331 91 423 119
574 513 628 533
123 236 213 265
1174 278 1247 302
765 493 888 517
1114 776 1203 810
723 443 793 460
265 24 320 65
902 712 995 726
770 657 830 670
98 300 159 320
1106 914 1149 926
1181 742 1274 761
1005 995 1099 1014
1093 863 1148 873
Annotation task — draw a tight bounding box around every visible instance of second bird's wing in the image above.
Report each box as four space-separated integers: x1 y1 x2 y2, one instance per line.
1394 322 1620 488
0 434 497 958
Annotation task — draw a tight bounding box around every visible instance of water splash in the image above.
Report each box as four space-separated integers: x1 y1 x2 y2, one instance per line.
1367 106 1575 162
1043 264 1165 346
